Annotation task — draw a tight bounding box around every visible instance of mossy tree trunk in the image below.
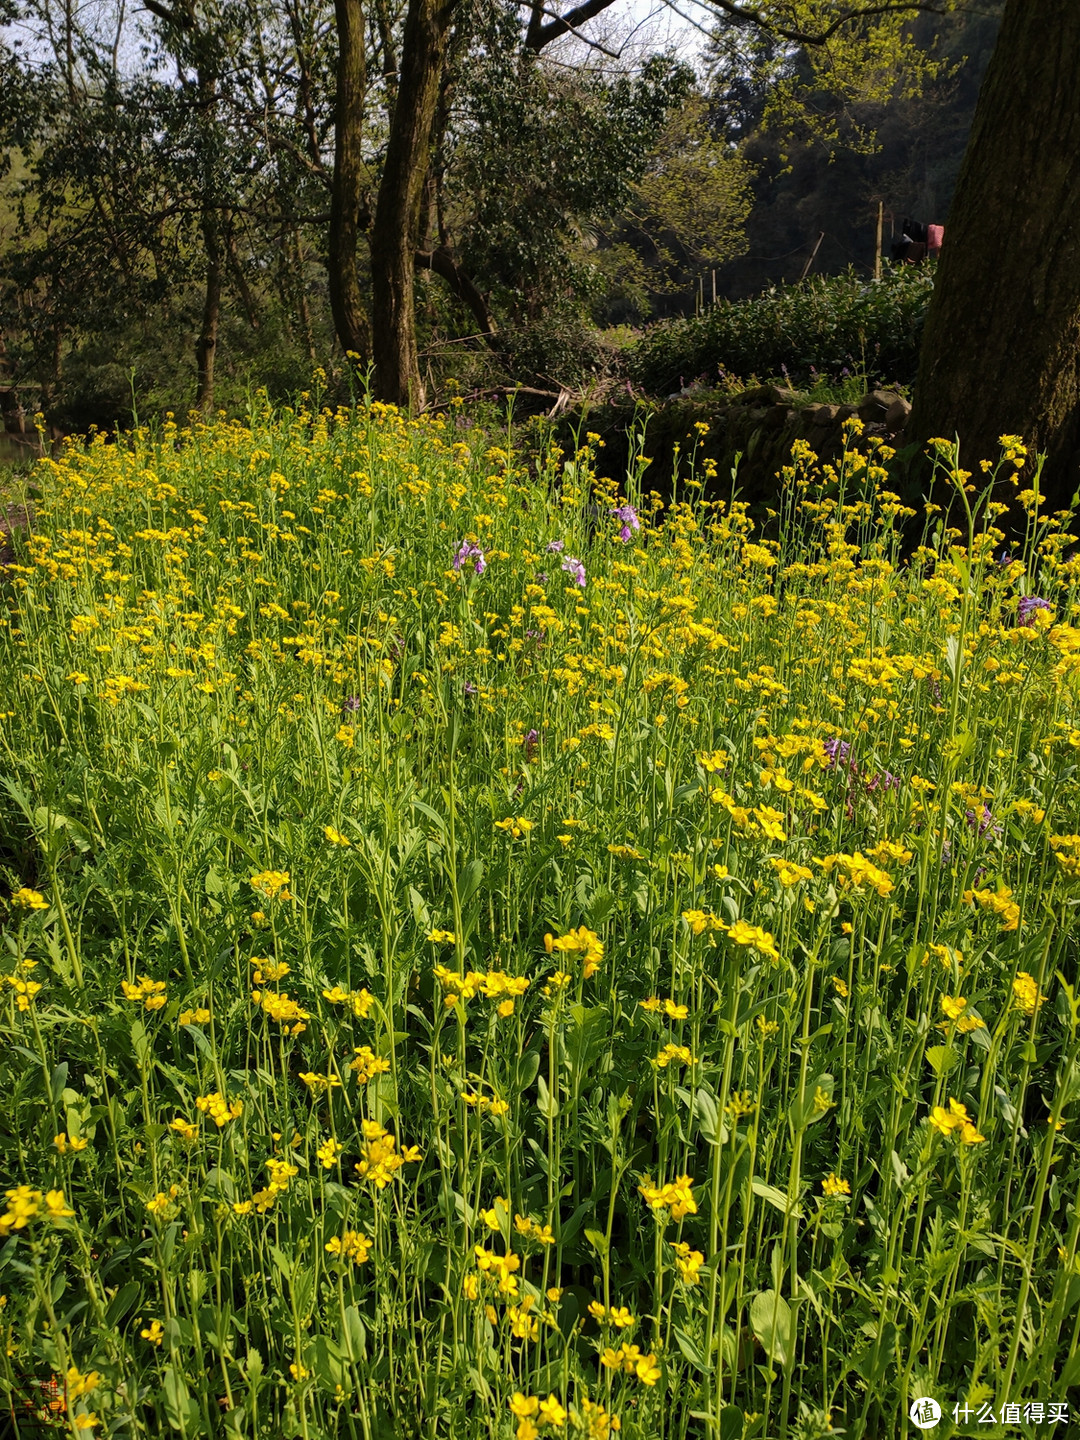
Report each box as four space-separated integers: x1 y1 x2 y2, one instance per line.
328 0 371 367
369 0 456 409
909 0 1080 507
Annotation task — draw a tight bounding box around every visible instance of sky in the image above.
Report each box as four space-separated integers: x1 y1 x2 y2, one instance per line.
2 0 713 76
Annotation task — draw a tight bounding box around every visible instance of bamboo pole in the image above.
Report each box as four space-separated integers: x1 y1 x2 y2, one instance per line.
799 232 825 281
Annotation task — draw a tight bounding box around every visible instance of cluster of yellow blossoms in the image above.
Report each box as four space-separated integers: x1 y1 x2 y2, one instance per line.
325 1229 372 1264
929 1098 985 1146
4 969 43 1011
816 851 894 897
599 1342 661 1384
354 1119 421 1188
433 963 530 1012
543 926 604 978
249 869 292 900
640 996 688 1019
939 996 986 1034
322 984 375 1018
672 1241 705 1283
963 884 1021 931
8 886 48 910
1 1186 75 1236
638 1174 697 1220
251 987 310 1034
349 1045 391 1083
654 1043 694 1069
195 1091 244 1127
121 976 167 1010
234 1157 299 1215
1049 833 1080 879
1011 971 1044 1015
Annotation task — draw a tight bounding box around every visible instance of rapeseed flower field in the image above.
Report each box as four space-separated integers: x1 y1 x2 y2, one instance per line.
1 395 1078 1439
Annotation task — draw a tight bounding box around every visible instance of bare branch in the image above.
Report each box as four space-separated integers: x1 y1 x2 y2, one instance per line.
694 0 952 47
137 0 192 30
524 0 620 52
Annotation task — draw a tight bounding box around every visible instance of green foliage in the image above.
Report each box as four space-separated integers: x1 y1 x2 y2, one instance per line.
595 93 753 324
630 265 935 394
450 51 694 322
703 8 1002 304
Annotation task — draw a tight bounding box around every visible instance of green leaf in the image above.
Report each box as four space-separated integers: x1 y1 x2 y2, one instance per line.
517 1049 541 1090
457 858 484 905
410 798 448 837
536 1073 559 1119
751 1179 802 1221
309 1335 347 1390
673 1324 706 1374
131 1019 150 1068
749 1289 792 1367
717 1405 744 1440
342 1306 367 1363
694 1086 728 1145
270 1245 294 1283
163 1364 204 1434
105 1280 141 1327
925 1045 958 1076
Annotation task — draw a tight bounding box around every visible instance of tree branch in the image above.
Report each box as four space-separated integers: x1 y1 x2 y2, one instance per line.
415 245 500 352
524 0 620 52
137 0 193 31
523 0 951 53
697 0 952 47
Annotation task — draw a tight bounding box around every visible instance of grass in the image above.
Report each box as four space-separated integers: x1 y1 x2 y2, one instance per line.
0 397 1079 1440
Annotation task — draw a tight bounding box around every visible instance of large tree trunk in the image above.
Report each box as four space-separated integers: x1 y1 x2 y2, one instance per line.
329 0 372 365
909 0 1080 508
194 64 224 414
195 206 224 412
369 0 454 408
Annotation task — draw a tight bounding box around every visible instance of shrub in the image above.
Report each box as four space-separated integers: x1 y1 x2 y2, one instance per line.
630 264 935 395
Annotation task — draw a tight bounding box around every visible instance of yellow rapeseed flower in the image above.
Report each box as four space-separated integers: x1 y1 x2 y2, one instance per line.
10 888 48 910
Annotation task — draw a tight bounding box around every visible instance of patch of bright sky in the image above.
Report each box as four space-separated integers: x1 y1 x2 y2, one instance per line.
4 0 713 77
548 0 713 74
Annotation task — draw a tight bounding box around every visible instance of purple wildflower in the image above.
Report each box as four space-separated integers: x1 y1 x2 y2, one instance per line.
341 695 361 713
523 728 540 761
562 555 586 588
965 804 1002 840
546 539 565 553
453 541 486 575
823 737 851 769
866 771 901 793
1018 595 1052 626
611 503 640 544
463 681 478 697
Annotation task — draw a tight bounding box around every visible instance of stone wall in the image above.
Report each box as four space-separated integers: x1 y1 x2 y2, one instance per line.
565 384 912 507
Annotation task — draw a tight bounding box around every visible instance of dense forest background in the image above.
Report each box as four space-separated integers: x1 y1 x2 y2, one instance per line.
0 0 1001 432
